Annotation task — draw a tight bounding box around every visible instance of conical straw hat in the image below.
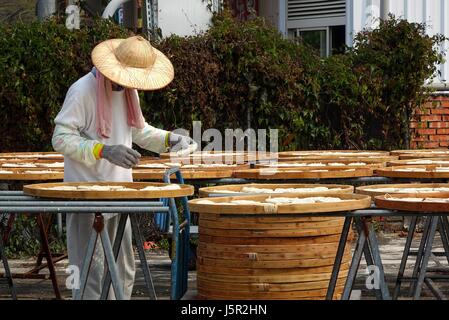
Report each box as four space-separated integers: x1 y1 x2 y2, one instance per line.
91 36 174 90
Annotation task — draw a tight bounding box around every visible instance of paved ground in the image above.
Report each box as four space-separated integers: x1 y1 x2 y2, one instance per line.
1 232 448 300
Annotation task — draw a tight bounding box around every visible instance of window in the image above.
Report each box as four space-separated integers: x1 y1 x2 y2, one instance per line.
289 25 345 57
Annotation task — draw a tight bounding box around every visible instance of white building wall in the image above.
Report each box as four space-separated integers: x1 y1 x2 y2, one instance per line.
157 0 213 37
347 0 449 87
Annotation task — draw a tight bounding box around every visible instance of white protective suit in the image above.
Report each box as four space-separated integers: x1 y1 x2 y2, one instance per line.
52 72 169 299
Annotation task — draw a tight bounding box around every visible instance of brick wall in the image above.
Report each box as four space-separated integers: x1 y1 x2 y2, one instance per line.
410 94 449 149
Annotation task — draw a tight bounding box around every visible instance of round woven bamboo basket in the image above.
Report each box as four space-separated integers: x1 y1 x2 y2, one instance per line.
387 158 449 167
0 168 64 181
376 165 449 179
0 152 63 160
256 159 384 170
390 149 449 160
278 150 390 158
233 167 373 180
356 183 449 199
199 183 354 197
189 193 371 300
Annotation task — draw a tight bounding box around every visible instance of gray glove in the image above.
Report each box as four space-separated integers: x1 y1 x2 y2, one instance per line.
169 133 197 155
101 145 141 169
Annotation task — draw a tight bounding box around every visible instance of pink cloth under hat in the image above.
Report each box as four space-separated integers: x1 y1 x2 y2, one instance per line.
95 70 145 139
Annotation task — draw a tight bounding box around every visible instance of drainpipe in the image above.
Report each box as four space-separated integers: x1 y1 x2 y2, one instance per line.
380 0 389 20
102 0 132 18
36 0 57 21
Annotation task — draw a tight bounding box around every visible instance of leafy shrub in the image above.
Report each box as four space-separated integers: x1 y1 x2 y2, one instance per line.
0 18 130 152
0 13 445 152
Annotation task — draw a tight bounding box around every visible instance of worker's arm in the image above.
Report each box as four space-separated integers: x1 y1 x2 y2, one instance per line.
131 122 171 155
52 89 101 167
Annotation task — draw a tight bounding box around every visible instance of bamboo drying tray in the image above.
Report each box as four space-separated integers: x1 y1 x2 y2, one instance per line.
189 193 371 215
190 193 368 300
199 183 354 197
0 152 63 160
233 167 373 180
133 169 235 180
255 161 383 170
278 156 398 163
375 193 449 212
390 149 448 155
0 168 64 181
23 182 194 199
376 165 449 179
387 158 449 166
356 183 449 198
390 149 449 159
159 151 278 162
278 150 390 158
0 159 64 169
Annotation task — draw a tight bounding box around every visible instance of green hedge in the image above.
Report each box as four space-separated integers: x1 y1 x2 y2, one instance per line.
0 19 130 152
0 13 445 152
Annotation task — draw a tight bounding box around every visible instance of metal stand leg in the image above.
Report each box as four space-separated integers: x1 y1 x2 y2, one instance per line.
130 214 157 300
74 226 99 300
342 217 389 300
342 218 366 300
413 216 439 299
365 221 391 300
393 215 418 300
36 213 61 299
99 224 124 300
361 236 382 300
75 213 124 300
163 168 191 300
438 216 449 265
168 197 181 300
409 216 432 296
100 214 128 300
0 232 16 299
326 216 352 300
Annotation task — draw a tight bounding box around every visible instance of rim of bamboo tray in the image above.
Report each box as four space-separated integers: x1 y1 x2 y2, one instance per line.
390 149 448 155
197 252 351 269
0 168 64 181
376 165 449 178
0 159 64 169
233 167 373 180
256 159 384 169
197 276 347 291
189 193 371 214
0 152 63 160
278 156 398 162
23 182 194 199
197 263 349 276
278 150 390 158
198 216 344 230
356 183 449 198
387 158 449 166
199 233 349 245
198 183 353 197
159 151 278 162
135 162 249 170
390 149 449 159
197 285 344 299
375 193 449 212
399 154 449 160
132 169 235 180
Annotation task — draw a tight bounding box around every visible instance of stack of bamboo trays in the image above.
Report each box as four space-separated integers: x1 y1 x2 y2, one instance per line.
390 149 449 160
190 191 371 300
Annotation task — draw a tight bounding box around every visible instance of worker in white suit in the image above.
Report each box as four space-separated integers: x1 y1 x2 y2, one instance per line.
52 36 197 299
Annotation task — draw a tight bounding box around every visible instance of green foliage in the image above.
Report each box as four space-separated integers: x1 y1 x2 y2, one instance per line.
1 214 66 258
0 13 445 152
0 18 130 152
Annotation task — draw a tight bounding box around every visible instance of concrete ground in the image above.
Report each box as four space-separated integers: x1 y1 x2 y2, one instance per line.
1 232 448 300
